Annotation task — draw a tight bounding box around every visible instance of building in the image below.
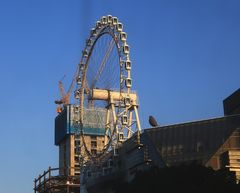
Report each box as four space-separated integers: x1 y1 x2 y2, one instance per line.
55 105 107 176
145 114 240 169
144 88 240 182
34 105 107 193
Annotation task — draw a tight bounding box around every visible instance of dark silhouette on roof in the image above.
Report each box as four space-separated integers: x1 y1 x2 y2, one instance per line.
149 115 158 127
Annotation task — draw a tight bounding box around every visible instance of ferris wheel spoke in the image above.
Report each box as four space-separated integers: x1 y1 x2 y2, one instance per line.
91 38 115 88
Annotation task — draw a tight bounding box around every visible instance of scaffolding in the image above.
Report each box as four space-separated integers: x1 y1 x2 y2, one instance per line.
34 167 80 193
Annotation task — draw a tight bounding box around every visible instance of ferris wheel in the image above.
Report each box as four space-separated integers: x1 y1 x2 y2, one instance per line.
74 15 141 162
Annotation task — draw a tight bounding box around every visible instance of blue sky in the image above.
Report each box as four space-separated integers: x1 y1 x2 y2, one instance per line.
0 0 240 192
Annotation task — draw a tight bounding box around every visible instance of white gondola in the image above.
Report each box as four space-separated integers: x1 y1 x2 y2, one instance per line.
86 38 92 47
125 78 132 88
91 28 97 36
125 59 131 70
101 16 107 24
123 43 130 54
74 90 80 99
82 50 88 58
80 63 84 70
74 106 79 113
118 132 124 142
124 95 131 106
117 22 123 32
121 114 128 125
120 32 127 42
107 15 113 24
96 21 102 29
76 76 82 85
112 17 118 25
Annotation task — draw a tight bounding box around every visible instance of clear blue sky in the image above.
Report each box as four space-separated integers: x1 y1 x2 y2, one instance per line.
0 0 240 192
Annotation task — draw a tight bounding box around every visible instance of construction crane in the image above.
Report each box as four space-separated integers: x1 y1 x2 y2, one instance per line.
55 64 82 113
55 75 76 113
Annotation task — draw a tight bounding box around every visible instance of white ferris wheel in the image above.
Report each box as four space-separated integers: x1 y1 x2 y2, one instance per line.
72 15 141 163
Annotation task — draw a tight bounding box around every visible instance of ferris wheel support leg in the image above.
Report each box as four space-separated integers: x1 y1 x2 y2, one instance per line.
105 108 111 146
110 100 119 135
127 111 133 138
133 105 141 131
133 105 141 144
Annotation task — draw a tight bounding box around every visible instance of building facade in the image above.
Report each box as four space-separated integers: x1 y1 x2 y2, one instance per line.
144 89 240 182
34 105 107 193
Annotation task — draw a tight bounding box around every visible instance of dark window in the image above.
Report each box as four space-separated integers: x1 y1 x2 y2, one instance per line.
75 156 80 162
91 141 97 148
75 140 80 146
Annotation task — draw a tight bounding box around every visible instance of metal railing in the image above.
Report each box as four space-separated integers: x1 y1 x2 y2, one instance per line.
34 166 80 193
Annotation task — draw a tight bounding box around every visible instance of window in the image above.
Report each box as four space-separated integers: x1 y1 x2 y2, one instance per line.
74 156 80 162
91 141 97 148
75 140 80 146
75 147 80 154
